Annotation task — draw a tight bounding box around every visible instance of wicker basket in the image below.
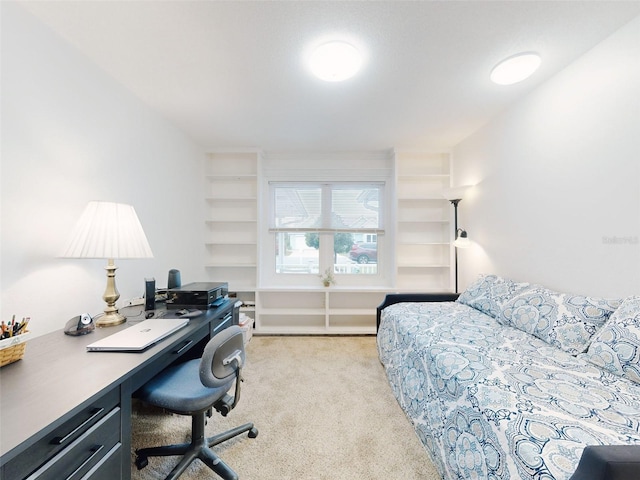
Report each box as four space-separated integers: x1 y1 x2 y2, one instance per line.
0 332 30 367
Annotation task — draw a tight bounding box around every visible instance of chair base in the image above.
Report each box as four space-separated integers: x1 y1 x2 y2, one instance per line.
135 410 258 480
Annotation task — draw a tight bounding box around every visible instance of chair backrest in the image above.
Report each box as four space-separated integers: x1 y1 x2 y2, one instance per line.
199 325 245 389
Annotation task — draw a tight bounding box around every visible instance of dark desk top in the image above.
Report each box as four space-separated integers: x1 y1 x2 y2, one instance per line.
0 303 231 464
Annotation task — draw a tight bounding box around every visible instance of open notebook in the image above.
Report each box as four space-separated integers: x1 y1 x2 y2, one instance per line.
86 317 189 352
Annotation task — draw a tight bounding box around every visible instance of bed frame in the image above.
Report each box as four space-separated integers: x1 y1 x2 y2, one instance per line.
375 293 459 331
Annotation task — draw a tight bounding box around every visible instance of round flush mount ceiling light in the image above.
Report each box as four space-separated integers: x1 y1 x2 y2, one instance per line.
309 41 362 82
490 52 541 85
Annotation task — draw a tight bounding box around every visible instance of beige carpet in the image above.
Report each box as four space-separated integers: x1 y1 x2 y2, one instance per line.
131 335 440 480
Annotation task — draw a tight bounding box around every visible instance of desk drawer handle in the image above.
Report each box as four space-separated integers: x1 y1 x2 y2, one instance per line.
65 444 104 480
51 408 104 445
174 340 193 355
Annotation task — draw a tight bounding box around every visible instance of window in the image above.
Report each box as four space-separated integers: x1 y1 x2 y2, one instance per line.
270 182 384 278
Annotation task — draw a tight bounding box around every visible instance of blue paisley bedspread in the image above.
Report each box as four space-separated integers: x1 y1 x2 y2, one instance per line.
377 301 640 480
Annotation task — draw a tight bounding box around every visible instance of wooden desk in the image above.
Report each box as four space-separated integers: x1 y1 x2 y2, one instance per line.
0 301 235 480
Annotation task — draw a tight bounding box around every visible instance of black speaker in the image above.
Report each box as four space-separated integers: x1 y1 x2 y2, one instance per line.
168 269 181 289
145 278 156 311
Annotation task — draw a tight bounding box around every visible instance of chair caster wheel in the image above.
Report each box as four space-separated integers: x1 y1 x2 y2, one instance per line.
135 455 149 470
249 427 259 438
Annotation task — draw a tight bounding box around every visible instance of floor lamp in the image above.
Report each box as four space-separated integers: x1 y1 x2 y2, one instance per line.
442 187 470 293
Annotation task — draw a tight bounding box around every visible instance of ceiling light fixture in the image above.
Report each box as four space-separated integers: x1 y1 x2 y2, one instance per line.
309 41 362 82
490 52 541 85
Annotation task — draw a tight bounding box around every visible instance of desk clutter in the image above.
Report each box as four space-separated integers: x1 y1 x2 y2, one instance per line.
0 316 31 367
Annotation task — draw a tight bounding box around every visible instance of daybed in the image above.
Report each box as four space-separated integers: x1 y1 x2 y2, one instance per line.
377 275 640 480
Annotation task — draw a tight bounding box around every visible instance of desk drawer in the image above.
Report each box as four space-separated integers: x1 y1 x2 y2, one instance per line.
26 406 121 480
212 309 234 335
3 388 119 479
79 443 122 480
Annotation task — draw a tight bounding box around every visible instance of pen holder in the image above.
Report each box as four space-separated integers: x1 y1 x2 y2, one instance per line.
0 332 30 367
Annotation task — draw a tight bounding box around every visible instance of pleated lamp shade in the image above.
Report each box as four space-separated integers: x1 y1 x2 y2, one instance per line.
62 201 153 259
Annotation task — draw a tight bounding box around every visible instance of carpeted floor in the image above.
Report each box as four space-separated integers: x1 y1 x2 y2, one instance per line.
131 335 441 479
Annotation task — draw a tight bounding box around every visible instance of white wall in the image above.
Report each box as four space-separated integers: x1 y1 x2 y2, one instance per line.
452 16 640 298
1 3 207 336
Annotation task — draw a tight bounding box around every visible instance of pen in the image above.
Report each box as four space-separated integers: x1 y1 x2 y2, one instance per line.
16 318 30 335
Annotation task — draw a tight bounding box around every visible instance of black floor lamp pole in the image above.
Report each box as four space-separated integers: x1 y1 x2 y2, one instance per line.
450 199 460 293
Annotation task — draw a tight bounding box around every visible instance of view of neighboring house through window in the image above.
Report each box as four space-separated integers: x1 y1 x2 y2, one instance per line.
270 182 383 276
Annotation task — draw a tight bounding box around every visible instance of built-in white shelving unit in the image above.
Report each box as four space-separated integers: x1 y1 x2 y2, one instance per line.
204 151 260 311
255 288 388 334
204 149 453 335
395 151 452 291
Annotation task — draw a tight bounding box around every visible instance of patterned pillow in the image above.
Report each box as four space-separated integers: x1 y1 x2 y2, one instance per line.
499 286 621 355
457 274 531 318
579 296 640 384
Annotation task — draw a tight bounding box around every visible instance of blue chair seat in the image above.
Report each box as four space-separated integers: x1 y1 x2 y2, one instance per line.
137 359 233 415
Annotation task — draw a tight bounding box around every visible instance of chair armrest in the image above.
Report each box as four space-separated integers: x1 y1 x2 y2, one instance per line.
569 445 640 480
376 293 460 332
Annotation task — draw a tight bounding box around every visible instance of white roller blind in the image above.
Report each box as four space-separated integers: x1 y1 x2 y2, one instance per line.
271 182 383 232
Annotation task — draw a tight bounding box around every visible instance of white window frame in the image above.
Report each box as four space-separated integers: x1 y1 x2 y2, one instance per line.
258 151 394 288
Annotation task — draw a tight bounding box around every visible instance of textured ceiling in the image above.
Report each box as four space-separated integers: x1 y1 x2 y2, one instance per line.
17 1 640 152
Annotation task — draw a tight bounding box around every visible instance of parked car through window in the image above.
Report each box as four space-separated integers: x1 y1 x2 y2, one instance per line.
349 242 377 264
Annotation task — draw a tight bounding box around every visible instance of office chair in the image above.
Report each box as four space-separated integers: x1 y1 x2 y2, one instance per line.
134 325 258 480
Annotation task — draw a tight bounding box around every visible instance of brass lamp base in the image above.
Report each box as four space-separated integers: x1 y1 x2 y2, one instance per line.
97 259 127 327
96 311 126 327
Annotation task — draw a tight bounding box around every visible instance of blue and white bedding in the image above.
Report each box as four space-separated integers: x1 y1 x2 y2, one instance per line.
377 300 640 480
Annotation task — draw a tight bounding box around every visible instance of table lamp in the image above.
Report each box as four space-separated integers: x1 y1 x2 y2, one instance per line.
61 201 154 327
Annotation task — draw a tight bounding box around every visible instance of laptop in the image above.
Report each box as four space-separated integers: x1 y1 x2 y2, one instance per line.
86 317 190 352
